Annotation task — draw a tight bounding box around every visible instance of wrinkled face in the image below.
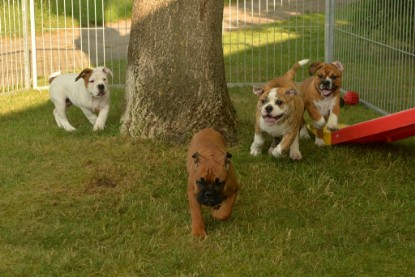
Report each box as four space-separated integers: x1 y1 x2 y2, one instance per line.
195 177 226 207
192 152 231 207
310 62 344 98
258 87 296 125
76 67 113 97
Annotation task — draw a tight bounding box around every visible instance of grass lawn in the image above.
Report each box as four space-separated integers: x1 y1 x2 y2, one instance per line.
0 86 414 275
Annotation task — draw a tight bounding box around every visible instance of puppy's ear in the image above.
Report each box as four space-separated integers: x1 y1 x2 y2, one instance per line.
308 62 324 75
331 61 344 72
75 68 93 81
225 152 232 169
102 67 113 77
253 87 264 96
192 152 200 164
285 88 298 96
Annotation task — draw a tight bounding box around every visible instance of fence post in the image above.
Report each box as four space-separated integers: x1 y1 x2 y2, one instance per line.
29 0 38 89
21 0 31 88
324 0 335 63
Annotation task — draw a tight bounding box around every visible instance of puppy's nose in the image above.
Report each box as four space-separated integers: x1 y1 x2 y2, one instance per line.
204 191 214 198
265 105 273 113
322 79 331 86
98 84 105 91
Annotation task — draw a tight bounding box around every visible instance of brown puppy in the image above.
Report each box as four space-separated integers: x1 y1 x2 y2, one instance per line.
300 61 344 146
250 59 308 160
186 128 239 238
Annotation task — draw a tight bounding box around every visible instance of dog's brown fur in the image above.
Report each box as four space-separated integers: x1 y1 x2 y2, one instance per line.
186 128 239 238
250 59 307 160
300 61 344 145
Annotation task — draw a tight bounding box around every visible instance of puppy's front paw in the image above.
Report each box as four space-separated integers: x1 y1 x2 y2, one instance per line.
300 126 310 139
271 145 283 158
313 117 326 129
315 138 326 147
290 151 302 160
327 126 338 132
64 126 76 132
250 144 261 156
93 124 105 131
326 114 338 131
192 228 207 239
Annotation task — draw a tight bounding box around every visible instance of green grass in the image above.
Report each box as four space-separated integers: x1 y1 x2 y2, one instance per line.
1 87 415 275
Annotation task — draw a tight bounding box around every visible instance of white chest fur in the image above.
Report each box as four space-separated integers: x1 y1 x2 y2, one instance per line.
259 118 287 137
314 97 336 117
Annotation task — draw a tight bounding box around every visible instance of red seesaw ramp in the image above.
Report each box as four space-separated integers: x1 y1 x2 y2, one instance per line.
308 107 415 145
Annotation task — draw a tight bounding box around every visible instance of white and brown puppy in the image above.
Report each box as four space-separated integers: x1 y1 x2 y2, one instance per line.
250 59 309 160
49 67 113 132
299 61 344 146
187 128 239 238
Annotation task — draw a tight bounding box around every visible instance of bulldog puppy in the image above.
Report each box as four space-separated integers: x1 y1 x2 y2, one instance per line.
250 59 309 160
186 128 239 238
300 61 344 146
49 67 113 132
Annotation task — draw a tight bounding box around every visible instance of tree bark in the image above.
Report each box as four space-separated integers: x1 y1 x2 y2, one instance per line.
121 0 237 144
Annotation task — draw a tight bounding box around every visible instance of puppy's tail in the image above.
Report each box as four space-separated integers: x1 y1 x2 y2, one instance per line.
283 59 310 80
48 71 61 84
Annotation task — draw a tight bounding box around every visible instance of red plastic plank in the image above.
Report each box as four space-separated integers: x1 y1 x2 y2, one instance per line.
331 107 415 144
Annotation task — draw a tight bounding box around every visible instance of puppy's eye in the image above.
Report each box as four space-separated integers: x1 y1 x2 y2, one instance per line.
89 80 95 83
260 98 268 104
103 78 107 81
196 179 206 186
275 99 283 105
215 181 225 188
318 74 324 78
331 75 337 80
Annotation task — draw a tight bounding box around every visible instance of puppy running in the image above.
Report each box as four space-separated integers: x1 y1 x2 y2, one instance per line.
299 61 344 146
250 59 309 160
49 67 113 132
187 128 239 238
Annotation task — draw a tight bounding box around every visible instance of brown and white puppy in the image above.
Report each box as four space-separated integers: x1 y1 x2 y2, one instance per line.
49 67 113 132
186 128 239 238
250 59 308 160
300 61 344 146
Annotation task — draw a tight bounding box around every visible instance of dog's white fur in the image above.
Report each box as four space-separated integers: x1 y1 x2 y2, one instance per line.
49 67 113 132
250 59 309 160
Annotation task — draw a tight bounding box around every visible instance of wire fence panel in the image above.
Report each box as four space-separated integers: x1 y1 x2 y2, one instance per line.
32 0 131 88
0 0 131 92
223 0 326 86
1 0 325 94
0 0 29 93
334 0 415 114
1 0 414 115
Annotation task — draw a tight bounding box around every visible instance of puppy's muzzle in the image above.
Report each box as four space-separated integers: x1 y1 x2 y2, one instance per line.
197 189 224 207
262 105 283 124
319 79 334 96
97 84 106 96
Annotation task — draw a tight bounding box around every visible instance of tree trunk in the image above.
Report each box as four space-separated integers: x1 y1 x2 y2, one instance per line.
121 0 237 144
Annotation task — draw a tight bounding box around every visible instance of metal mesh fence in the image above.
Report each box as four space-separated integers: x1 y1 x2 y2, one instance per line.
334 0 415 114
0 0 131 92
222 0 325 86
0 0 29 92
1 0 414 115
1 0 325 93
